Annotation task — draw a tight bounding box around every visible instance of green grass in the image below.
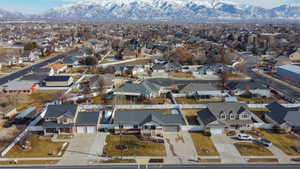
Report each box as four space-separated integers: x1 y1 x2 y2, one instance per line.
103 135 165 156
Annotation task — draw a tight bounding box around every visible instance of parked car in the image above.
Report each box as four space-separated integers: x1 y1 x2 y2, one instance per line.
237 134 253 141
254 138 272 147
291 146 300 153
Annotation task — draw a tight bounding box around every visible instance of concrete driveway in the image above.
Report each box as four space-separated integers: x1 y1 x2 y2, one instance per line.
211 135 245 164
58 133 108 165
164 131 198 164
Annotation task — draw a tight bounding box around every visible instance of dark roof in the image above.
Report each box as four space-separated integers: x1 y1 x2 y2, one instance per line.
266 102 300 126
63 56 79 64
44 104 78 118
113 110 185 126
42 121 74 128
45 76 71 82
20 74 48 82
227 81 267 90
75 111 100 125
197 109 217 125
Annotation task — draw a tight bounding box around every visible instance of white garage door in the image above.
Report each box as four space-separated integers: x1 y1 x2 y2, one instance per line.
210 128 224 135
77 127 86 134
87 126 96 133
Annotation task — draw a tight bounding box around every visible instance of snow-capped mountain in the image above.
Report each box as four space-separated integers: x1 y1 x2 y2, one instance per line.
3 0 300 21
0 8 24 19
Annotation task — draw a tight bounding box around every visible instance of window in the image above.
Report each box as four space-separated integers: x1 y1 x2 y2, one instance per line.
119 125 123 129
133 125 138 129
230 114 235 120
151 125 156 130
240 114 249 119
220 113 226 120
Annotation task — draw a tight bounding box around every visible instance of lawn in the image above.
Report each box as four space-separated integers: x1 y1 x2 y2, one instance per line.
103 135 166 156
120 58 151 65
0 160 59 165
16 90 65 112
169 72 195 79
65 67 86 74
5 135 67 158
190 132 219 156
238 96 277 104
182 109 202 125
176 97 223 104
248 158 278 163
257 129 300 156
234 142 273 156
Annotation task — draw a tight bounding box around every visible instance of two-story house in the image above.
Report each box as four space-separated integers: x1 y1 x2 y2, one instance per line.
42 104 79 135
197 102 256 134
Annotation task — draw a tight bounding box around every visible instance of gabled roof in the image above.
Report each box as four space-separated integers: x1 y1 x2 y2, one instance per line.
44 104 78 119
113 110 185 126
45 76 71 82
180 83 219 93
75 111 100 125
207 102 249 117
197 109 217 125
266 102 300 126
227 81 267 90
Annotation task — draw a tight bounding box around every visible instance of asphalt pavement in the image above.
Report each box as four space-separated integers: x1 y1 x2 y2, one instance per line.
240 53 300 102
0 164 300 169
0 49 78 86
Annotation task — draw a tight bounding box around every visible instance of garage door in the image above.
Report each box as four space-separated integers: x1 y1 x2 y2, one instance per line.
77 126 86 134
210 128 224 135
87 126 96 133
163 126 179 132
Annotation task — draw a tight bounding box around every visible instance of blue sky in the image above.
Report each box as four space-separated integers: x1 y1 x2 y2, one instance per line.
1 0 300 14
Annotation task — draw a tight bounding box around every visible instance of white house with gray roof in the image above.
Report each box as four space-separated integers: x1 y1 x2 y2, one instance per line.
197 102 260 134
265 102 300 133
112 110 185 135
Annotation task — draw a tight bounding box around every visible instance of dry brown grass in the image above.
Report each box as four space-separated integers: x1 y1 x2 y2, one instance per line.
234 142 273 156
169 72 195 79
190 132 219 156
248 158 278 163
0 160 59 165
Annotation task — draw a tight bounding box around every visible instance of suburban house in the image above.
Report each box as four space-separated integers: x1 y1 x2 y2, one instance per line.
197 102 257 134
2 80 37 94
226 81 271 97
152 61 182 73
75 111 101 134
114 81 161 99
49 63 67 74
195 64 232 76
265 102 300 133
42 104 101 135
43 104 79 135
44 76 74 87
179 83 225 98
112 109 185 135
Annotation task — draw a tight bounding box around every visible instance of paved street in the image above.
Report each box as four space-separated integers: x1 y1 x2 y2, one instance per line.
0 49 78 86
0 164 300 169
240 53 300 102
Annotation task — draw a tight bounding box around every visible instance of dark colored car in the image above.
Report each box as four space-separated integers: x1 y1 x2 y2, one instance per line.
254 138 272 147
291 146 300 153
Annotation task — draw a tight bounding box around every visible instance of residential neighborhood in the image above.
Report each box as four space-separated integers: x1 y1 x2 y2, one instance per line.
0 19 300 168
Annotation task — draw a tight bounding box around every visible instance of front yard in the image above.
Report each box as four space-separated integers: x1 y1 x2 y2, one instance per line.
169 72 195 79
103 135 166 156
234 142 273 156
238 96 277 104
257 129 300 156
190 132 219 156
5 135 67 158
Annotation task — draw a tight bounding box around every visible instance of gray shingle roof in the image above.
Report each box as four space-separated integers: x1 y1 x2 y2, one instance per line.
227 81 267 90
113 110 185 126
266 102 300 126
180 83 218 93
75 111 100 125
44 104 78 118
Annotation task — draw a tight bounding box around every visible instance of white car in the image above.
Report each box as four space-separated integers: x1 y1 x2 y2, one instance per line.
237 134 253 141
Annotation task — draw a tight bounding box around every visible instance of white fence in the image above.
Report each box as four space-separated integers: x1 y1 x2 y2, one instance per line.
0 105 49 157
181 125 204 131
